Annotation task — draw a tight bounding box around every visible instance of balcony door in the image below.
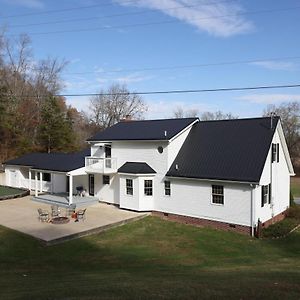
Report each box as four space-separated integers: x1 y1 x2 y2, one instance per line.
89 174 95 196
105 145 112 168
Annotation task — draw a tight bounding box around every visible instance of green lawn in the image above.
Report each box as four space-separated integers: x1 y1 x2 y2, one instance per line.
291 177 300 197
0 186 25 197
0 216 300 299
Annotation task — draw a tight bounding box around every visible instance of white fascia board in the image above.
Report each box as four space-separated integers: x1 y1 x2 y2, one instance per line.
169 119 199 142
30 168 67 174
4 164 33 168
165 175 258 185
118 172 156 177
276 121 295 175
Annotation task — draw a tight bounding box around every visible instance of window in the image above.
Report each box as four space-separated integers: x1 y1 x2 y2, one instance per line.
212 185 224 205
261 184 271 207
42 173 51 182
103 175 110 185
164 181 171 196
272 143 280 163
144 180 153 196
126 179 133 195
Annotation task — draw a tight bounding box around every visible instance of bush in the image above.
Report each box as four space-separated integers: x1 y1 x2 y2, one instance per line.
262 218 299 238
287 205 300 220
290 191 296 207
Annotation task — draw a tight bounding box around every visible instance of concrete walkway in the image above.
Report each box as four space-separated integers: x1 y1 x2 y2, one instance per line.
0 196 148 245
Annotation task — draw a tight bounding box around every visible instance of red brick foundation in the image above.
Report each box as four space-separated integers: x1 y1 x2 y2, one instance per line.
261 210 288 228
152 211 251 235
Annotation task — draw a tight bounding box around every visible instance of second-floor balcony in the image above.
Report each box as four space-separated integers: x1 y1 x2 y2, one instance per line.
85 157 118 174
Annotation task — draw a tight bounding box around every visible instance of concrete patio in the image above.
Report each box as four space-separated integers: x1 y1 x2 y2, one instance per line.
0 196 148 245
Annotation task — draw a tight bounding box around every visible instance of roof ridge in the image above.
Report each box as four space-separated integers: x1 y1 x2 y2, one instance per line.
199 116 279 123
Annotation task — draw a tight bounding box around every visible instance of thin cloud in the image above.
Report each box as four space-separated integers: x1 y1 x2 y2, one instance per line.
115 0 253 37
238 94 300 104
250 61 297 71
1 0 44 9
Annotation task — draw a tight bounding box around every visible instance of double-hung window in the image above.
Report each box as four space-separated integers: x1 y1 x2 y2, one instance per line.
126 179 133 195
164 181 171 196
103 175 110 185
261 184 271 207
144 180 153 196
212 185 224 205
271 143 279 163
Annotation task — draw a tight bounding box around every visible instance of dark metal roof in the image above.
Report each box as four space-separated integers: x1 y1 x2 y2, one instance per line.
118 162 156 174
4 149 89 172
166 117 279 183
87 118 198 141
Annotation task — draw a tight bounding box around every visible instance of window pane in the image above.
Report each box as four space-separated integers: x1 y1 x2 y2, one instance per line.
103 175 110 184
126 179 133 195
144 180 153 196
43 173 51 182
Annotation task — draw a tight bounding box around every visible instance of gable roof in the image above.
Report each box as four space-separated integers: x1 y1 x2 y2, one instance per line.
87 118 198 142
166 117 280 183
4 149 89 172
118 162 156 174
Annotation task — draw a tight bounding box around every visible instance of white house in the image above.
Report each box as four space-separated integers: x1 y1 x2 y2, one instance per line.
3 116 295 235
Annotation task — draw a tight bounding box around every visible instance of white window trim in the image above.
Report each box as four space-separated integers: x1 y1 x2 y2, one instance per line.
211 185 224 206
125 178 134 196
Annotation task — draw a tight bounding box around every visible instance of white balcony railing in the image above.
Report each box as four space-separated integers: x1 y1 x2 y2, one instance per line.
85 157 117 174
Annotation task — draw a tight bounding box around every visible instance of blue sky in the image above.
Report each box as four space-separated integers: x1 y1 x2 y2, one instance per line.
1 0 300 119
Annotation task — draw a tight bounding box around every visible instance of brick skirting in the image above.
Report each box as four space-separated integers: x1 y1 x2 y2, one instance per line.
261 210 287 228
152 211 251 235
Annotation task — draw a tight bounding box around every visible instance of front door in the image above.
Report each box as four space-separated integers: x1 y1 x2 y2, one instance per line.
89 174 95 196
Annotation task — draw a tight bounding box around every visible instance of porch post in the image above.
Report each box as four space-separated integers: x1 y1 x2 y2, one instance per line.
35 171 38 197
69 175 73 204
29 170 31 191
39 171 43 193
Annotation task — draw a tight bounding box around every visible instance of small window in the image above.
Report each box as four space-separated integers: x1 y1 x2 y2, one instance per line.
164 181 171 196
272 143 280 163
103 175 110 185
261 184 271 207
126 179 133 195
144 180 153 196
42 173 51 182
212 185 224 205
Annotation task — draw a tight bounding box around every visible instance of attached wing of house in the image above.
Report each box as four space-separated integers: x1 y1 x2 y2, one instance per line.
3 116 294 235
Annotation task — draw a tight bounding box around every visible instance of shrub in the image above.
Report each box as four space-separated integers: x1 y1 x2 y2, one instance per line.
287 205 300 220
262 218 299 238
290 191 296 207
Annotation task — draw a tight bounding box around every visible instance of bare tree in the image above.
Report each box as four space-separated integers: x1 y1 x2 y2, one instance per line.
200 110 238 121
263 102 300 163
172 106 199 118
89 83 148 129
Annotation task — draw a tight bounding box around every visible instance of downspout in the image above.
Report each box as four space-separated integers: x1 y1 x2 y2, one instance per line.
250 184 256 237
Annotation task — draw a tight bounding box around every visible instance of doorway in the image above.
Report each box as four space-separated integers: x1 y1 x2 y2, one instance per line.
89 174 95 196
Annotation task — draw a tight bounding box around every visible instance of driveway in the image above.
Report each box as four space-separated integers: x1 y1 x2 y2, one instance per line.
0 196 148 245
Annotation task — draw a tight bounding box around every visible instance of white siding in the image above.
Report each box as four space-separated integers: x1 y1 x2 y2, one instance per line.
95 174 119 204
256 127 290 223
52 173 67 193
119 175 140 210
156 178 252 226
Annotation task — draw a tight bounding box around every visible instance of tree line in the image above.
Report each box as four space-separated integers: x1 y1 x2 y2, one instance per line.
1 31 300 172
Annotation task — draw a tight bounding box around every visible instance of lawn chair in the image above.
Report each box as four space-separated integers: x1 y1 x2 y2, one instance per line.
37 208 49 222
76 208 86 221
51 205 61 218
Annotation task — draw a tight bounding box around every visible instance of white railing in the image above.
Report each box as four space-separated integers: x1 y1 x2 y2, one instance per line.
85 157 117 174
21 179 52 192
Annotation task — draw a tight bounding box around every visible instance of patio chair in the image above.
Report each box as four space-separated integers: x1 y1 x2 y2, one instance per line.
65 207 75 217
37 208 49 222
51 205 61 218
76 208 87 221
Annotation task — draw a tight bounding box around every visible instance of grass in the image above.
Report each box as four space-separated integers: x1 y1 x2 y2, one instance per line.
291 177 300 197
0 185 25 197
0 216 300 299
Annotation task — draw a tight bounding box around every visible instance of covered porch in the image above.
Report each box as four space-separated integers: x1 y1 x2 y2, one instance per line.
32 193 98 208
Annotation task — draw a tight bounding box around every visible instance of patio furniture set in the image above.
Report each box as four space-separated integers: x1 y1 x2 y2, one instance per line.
37 205 86 224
